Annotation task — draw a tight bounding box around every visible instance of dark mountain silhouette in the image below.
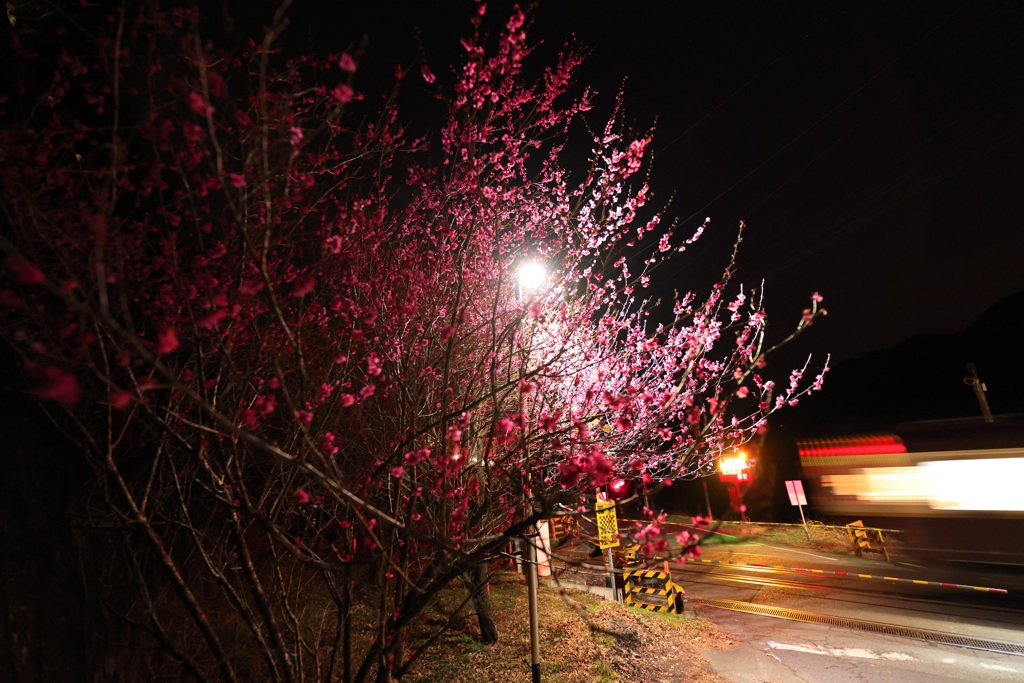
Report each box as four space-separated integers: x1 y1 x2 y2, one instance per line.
768 289 1024 438
736 289 1024 521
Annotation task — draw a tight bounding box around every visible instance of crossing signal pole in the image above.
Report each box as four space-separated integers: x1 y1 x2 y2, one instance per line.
965 362 993 423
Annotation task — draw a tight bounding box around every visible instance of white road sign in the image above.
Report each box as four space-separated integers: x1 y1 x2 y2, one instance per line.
785 479 807 506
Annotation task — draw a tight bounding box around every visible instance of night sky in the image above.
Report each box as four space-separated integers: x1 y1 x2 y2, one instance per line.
285 0 1024 363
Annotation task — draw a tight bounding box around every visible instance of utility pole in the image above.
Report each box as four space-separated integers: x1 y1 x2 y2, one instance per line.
965 362 994 423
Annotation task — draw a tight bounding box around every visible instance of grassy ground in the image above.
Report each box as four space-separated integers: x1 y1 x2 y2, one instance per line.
716 522 856 553
407 572 732 682
659 516 898 556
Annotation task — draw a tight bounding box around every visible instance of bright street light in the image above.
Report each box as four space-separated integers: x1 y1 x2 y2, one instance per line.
518 261 547 293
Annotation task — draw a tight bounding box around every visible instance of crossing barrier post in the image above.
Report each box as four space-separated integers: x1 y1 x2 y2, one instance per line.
623 569 678 613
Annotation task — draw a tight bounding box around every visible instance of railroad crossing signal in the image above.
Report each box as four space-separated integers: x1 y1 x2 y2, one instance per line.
720 449 753 522
718 449 752 483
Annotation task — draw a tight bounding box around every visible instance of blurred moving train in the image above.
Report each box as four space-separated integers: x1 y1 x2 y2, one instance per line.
797 416 1024 565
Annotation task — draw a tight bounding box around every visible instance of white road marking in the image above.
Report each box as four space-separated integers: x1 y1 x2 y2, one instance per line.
979 663 1017 673
881 652 916 661
767 641 916 661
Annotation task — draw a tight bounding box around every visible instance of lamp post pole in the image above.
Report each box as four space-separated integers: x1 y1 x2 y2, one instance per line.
517 260 547 683
525 528 542 683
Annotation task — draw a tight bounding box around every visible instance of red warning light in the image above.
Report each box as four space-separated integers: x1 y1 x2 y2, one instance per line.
608 477 632 500
719 450 753 484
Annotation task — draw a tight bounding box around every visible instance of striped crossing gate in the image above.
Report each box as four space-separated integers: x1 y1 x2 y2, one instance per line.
623 569 678 613
846 520 890 562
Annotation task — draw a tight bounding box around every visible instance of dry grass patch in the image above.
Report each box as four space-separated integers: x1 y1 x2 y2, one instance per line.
407 572 731 682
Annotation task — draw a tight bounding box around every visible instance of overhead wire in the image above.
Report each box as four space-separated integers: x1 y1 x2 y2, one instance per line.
672 0 973 237
745 2 1022 274
654 4 845 158
622 4 845 281
659 0 1024 287
754 16 1023 278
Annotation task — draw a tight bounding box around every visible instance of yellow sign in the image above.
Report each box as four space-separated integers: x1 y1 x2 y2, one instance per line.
596 500 620 549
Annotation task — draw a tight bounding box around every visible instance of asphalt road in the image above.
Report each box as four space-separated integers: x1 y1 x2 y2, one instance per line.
671 541 1024 682
699 608 1023 683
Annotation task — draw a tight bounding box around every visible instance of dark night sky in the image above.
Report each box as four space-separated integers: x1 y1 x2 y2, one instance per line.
284 0 1024 363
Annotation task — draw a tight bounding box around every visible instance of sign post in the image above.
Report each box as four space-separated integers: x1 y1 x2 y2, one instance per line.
785 479 810 541
702 477 714 521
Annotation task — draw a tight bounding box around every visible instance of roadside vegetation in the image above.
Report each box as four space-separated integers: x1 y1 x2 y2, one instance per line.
719 521 855 553
406 573 731 682
660 517 905 557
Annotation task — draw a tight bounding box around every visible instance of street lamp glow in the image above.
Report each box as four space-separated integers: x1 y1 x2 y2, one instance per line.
518 261 547 292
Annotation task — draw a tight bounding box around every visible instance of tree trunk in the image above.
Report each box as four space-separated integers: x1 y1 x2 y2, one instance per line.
464 563 498 644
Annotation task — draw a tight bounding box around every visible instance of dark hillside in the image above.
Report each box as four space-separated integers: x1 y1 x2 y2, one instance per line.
678 289 1024 521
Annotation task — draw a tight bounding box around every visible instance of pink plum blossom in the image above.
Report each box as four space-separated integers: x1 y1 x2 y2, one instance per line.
31 366 81 404
155 327 179 354
338 53 358 73
331 84 354 104
187 92 213 116
4 258 44 284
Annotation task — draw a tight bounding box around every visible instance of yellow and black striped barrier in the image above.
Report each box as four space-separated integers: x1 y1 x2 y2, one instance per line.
623 569 679 613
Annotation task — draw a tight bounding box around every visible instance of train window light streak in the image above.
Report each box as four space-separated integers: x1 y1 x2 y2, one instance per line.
821 457 1024 512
